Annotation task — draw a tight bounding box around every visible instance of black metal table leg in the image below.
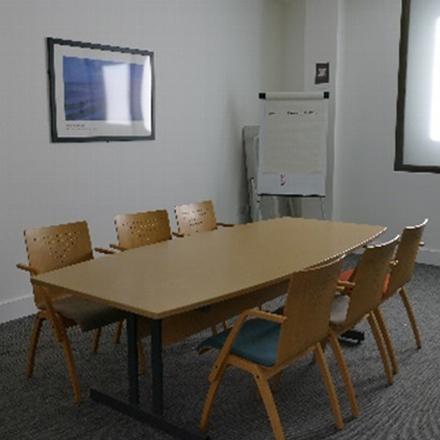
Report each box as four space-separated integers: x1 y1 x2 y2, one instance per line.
127 313 139 404
151 318 164 415
90 312 209 439
90 389 208 439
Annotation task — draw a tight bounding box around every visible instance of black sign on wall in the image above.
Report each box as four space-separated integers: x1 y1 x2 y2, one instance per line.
315 62 330 85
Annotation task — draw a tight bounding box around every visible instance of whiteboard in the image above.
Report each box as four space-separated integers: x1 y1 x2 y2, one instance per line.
257 92 328 196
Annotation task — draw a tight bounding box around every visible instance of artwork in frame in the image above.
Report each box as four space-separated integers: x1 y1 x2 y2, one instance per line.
47 38 155 142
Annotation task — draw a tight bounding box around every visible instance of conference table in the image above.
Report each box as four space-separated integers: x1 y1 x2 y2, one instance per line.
32 217 385 439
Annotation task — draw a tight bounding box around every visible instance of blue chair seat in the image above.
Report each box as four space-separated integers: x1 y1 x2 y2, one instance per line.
198 318 281 367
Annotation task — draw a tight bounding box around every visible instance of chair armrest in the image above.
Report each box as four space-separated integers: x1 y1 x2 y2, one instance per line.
94 247 116 255
216 222 234 228
337 280 355 288
244 308 287 324
109 243 127 251
208 308 285 382
16 263 38 275
172 232 184 238
336 280 355 296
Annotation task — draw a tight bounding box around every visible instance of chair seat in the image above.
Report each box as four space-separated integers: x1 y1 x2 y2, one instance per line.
341 268 391 298
198 318 280 367
330 294 350 325
53 296 126 332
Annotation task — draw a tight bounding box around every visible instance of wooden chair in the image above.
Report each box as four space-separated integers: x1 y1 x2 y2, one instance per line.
108 208 227 348
108 209 172 347
198 257 346 440
17 221 126 403
339 220 427 375
370 219 427 374
111 209 172 251
174 200 233 237
330 236 400 396
174 200 232 330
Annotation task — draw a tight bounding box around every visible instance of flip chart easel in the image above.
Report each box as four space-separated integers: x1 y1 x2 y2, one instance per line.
244 91 329 221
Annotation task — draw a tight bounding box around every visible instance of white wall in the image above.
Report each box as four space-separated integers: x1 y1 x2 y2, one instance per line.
282 0 341 218
333 0 440 264
282 0 305 90
0 0 284 322
303 0 341 219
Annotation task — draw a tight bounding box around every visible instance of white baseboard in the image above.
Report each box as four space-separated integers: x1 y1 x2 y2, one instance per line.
417 247 440 266
0 294 36 324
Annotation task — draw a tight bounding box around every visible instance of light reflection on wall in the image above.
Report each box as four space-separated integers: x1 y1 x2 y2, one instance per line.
103 64 131 125
141 59 152 132
430 17 440 141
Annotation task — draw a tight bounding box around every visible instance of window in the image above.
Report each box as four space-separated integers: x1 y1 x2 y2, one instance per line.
396 0 440 172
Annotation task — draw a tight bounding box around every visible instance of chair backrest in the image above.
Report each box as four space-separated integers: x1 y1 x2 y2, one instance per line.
386 219 428 296
114 209 171 249
276 256 344 365
174 200 217 236
344 236 400 328
23 221 93 308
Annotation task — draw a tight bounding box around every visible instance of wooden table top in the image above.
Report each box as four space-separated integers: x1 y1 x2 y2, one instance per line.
32 218 385 319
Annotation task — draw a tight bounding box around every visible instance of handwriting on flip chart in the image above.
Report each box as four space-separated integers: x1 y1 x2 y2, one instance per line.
260 100 326 175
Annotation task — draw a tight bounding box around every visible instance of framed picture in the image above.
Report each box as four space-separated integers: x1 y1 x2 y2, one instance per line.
47 38 155 142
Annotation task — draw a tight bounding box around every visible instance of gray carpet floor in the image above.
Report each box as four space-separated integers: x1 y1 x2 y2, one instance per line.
1 262 439 440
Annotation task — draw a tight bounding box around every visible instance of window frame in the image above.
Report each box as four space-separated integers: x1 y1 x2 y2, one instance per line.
395 0 440 173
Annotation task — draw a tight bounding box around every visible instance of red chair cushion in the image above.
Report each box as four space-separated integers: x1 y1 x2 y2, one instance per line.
340 268 391 298
340 268 355 281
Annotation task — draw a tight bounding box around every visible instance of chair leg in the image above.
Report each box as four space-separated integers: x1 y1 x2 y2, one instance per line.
57 324 81 403
198 346 211 355
92 328 101 354
48 314 81 403
27 314 45 378
254 370 285 440
328 333 359 418
367 313 393 386
374 308 399 375
314 343 344 430
113 320 123 344
222 321 228 331
200 365 227 432
310 340 327 366
399 287 422 349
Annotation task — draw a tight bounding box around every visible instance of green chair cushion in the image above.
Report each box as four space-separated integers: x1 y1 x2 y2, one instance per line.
198 318 280 367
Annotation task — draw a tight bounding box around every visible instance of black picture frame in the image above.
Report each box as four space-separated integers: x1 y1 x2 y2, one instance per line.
395 0 440 173
47 38 155 143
